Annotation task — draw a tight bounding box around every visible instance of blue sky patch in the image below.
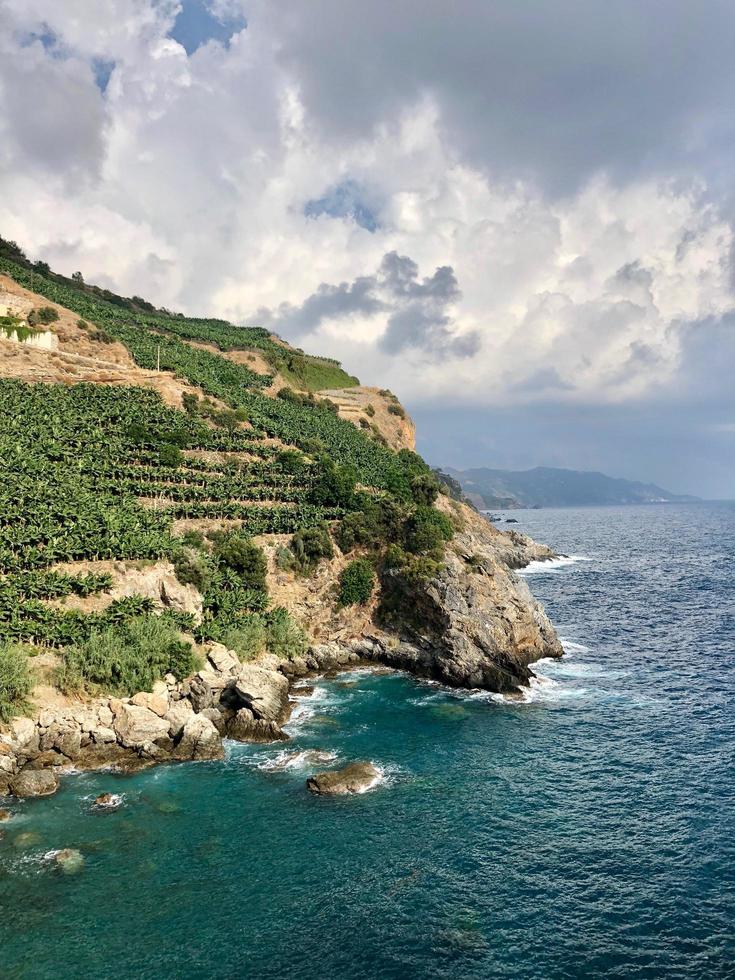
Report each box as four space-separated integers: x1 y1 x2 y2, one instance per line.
92 58 115 94
304 180 379 232
169 0 246 56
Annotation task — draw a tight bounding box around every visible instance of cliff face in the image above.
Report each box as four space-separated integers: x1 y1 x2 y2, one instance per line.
374 501 561 691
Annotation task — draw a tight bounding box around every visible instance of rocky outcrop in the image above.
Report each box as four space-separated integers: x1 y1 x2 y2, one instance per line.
172 714 224 761
10 769 59 798
376 502 562 692
307 761 381 795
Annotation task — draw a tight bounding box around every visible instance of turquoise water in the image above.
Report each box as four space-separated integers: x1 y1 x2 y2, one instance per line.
1 503 733 979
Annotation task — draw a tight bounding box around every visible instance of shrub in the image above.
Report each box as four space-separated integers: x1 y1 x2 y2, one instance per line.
411 473 440 507
289 524 334 573
264 607 308 659
309 458 357 508
338 558 375 606
336 496 406 553
58 616 200 695
364 404 375 418
212 533 267 590
0 643 34 722
158 443 182 467
173 549 213 592
28 306 59 325
277 449 306 475
182 392 200 415
387 403 406 418
218 619 267 661
403 506 454 555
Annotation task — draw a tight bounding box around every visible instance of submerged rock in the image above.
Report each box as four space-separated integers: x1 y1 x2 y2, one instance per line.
14 831 42 848
54 848 84 874
307 761 381 795
0 808 11 821
94 793 122 809
10 769 59 798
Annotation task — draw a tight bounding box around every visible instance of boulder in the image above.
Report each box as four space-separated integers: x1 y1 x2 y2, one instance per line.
0 753 16 775
10 769 59 798
112 703 170 750
0 775 11 797
207 643 240 675
10 717 38 756
54 848 84 874
40 722 82 760
231 665 290 722
306 761 381 795
227 708 288 743
188 669 229 713
130 692 168 718
165 700 194 739
0 808 11 821
199 706 227 736
26 751 70 770
173 715 224 761
90 726 117 745
94 793 121 808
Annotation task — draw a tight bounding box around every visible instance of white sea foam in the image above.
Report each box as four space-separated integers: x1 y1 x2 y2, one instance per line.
559 638 591 655
518 554 591 575
257 749 338 772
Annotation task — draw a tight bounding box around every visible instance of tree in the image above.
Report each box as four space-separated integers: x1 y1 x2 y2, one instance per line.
71 271 84 285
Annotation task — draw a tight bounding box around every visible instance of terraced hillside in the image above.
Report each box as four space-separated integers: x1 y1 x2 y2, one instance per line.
0 241 444 714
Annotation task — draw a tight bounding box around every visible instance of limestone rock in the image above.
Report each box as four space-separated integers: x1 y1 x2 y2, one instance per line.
231 665 290 722
165 700 194 739
173 714 224 761
10 717 38 755
306 761 381 795
112 703 170 750
206 643 240 675
130 692 168 718
188 669 229 713
227 708 288 743
10 769 59 798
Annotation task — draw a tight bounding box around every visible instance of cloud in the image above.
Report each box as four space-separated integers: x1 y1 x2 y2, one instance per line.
255 250 474 357
0 1 734 491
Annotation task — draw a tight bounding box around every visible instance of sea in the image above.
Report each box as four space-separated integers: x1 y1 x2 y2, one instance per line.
1 503 733 979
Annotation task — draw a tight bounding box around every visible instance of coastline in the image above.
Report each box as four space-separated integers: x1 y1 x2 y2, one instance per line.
0 510 562 801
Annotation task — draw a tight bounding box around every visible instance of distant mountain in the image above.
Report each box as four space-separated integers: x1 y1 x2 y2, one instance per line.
443 466 700 509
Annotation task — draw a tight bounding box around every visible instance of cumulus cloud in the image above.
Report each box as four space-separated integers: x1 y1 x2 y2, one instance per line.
0 0 733 493
255 250 473 357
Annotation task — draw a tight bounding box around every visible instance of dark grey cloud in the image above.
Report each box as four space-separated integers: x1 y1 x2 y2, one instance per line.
264 0 735 195
414 312 735 498
254 251 478 357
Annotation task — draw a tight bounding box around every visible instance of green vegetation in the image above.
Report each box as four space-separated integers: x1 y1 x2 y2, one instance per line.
282 524 334 574
0 642 34 722
338 559 375 606
28 306 59 325
0 243 456 691
57 615 200 695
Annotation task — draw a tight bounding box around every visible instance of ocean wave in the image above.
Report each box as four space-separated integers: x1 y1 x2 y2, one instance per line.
559 638 591 655
256 749 338 772
519 555 591 575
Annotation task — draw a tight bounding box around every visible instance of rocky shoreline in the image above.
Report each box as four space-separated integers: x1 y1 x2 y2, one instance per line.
0 515 562 800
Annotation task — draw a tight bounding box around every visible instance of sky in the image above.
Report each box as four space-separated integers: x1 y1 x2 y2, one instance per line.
0 1 733 497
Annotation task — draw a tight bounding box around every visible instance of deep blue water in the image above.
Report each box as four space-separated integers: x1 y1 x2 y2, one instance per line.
1 503 734 979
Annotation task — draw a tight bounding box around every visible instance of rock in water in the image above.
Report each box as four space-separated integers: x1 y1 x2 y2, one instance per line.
0 809 11 821
173 714 225 761
94 793 121 809
306 761 381 795
10 769 59 798
54 848 84 874
231 664 290 722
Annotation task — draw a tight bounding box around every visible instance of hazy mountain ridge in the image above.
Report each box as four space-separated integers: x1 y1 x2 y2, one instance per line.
445 466 700 509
